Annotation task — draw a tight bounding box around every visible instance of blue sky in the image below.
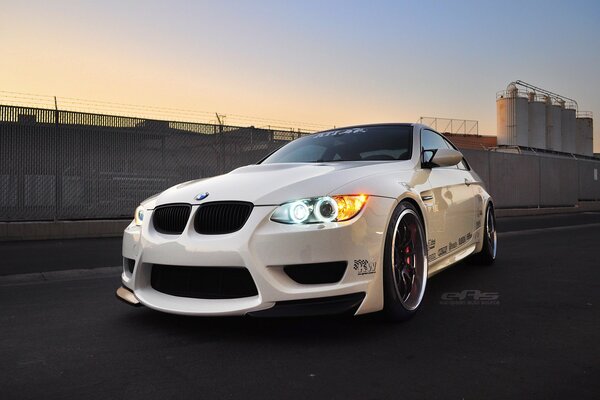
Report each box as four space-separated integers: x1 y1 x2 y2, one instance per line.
1 0 599 149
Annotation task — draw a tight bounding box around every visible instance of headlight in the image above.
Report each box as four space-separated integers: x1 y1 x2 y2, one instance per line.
271 195 368 224
134 206 145 226
334 194 368 221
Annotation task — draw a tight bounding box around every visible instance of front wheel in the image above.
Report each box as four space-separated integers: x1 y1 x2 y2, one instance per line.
383 201 428 322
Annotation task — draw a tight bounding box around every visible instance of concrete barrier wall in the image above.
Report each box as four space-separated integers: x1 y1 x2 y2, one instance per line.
488 152 540 208
462 149 600 209
539 156 578 206
578 160 600 200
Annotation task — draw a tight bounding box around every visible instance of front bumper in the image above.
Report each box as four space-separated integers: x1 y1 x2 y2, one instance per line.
120 196 395 316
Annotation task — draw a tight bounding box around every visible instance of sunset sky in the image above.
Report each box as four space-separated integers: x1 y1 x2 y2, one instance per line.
1 0 599 150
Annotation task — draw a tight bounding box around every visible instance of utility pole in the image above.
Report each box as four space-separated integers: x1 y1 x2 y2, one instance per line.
54 96 59 124
215 113 226 129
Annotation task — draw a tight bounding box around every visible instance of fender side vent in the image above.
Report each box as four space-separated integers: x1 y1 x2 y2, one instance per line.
124 257 135 274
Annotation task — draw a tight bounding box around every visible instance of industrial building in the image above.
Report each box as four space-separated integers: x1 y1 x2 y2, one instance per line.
441 133 497 150
496 80 594 156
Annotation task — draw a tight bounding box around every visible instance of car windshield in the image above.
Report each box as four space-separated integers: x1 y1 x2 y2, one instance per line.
261 125 413 164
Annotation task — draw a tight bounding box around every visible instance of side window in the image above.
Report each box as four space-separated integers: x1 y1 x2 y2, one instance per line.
440 137 470 170
421 129 449 163
456 158 469 170
421 130 449 151
421 129 470 170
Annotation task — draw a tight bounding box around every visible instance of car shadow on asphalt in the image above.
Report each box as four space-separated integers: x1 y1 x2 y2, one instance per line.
117 305 386 344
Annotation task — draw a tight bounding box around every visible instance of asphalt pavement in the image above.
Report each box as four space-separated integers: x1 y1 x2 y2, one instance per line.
0 213 599 399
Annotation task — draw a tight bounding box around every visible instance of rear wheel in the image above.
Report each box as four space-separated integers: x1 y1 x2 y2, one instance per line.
383 201 427 322
471 202 497 265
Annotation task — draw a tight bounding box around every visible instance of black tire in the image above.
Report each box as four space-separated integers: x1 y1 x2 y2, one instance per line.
470 202 497 265
383 201 428 322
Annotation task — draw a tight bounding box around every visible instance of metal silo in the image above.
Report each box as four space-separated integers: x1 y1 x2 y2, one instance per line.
528 93 546 149
498 81 591 153
547 102 563 152
497 102 506 144
545 96 555 150
515 94 529 146
561 105 576 153
576 115 594 156
496 84 528 146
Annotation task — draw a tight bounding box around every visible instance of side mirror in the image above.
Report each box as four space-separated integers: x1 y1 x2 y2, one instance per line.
422 148 463 168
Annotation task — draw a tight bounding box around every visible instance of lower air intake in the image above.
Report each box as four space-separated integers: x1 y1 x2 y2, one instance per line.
151 264 258 299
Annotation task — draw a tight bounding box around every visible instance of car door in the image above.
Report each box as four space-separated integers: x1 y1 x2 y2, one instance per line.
443 138 480 251
420 129 476 264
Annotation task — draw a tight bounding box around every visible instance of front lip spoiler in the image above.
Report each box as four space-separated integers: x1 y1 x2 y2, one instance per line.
248 292 366 317
116 286 142 307
115 285 365 315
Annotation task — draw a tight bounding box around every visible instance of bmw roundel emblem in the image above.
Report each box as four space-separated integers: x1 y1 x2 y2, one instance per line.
195 192 209 201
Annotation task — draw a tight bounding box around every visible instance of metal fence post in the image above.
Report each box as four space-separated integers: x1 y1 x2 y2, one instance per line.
538 155 542 208
54 97 60 221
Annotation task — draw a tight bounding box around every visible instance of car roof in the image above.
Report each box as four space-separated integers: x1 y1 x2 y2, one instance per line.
317 123 418 132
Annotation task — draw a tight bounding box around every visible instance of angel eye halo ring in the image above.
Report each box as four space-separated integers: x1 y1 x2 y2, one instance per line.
270 195 367 224
134 206 145 226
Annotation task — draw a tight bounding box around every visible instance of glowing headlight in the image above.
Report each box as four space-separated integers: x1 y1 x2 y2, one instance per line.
270 195 367 224
289 201 311 223
134 206 145 226
314 197 338 222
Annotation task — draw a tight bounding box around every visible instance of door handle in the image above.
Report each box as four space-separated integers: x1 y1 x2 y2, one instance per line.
464 178 471 186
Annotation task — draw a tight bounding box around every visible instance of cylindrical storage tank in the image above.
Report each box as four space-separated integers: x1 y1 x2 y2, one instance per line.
561 107 576 153
528 98 546 149
496 87 528 146
515 96 529 146
496 97 513 145
545 97 554 150
548 104 563 151
576 117 594 156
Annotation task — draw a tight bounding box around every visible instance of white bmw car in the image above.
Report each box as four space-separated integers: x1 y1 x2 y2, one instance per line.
116 123 496 321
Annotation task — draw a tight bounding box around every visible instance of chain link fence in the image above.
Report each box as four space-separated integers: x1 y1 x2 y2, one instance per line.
0 105 312 221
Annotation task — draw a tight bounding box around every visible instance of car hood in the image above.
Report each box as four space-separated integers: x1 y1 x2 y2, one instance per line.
152 161 413 207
